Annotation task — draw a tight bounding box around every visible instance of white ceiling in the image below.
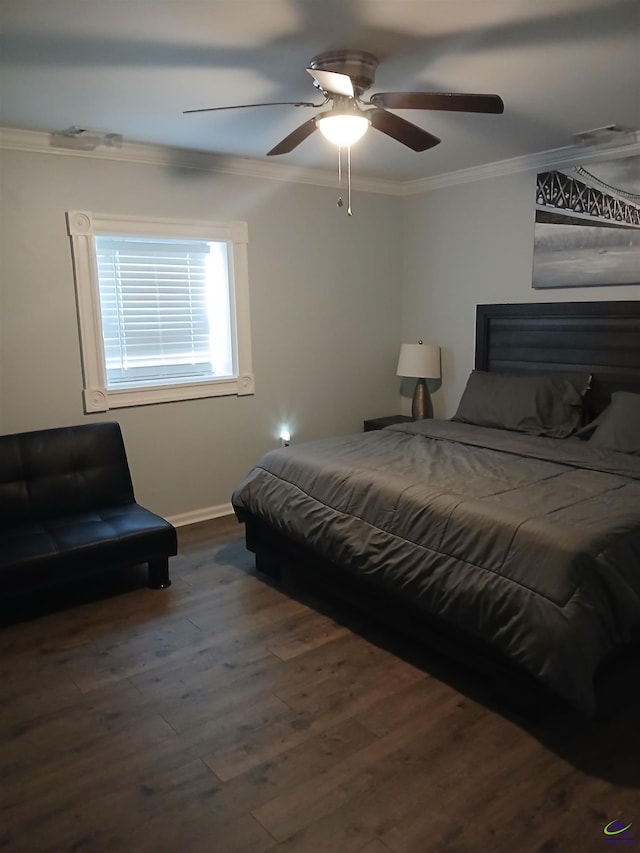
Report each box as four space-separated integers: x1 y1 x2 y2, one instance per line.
1 0 639 182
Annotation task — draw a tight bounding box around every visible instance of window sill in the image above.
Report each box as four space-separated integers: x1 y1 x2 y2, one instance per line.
83 374 255 412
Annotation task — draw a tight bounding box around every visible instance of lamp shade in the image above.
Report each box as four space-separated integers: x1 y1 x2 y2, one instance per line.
397 343 441 379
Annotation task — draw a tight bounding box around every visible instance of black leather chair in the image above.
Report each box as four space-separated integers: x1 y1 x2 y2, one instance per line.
0 421 177 599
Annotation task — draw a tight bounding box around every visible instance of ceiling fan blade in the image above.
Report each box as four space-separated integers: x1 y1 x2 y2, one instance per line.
183 100 318 115
369 92 504 114
368 109 441 152
267 117 319 156
306 68 354 98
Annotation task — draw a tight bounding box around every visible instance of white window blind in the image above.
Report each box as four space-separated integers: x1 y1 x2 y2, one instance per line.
94 236 233 389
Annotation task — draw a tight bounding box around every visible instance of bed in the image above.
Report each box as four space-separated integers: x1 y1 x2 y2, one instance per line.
232 301 640 715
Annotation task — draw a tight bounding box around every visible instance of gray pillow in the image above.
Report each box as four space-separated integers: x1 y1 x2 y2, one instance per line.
452 370 583 438
580 391 640 454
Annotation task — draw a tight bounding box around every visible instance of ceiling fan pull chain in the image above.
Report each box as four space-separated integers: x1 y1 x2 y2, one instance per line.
337 146 344 208
347 145 353 216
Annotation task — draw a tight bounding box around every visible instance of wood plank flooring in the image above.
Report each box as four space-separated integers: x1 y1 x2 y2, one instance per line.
1 516 639 852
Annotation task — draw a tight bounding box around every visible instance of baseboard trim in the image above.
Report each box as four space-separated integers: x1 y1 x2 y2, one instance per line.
167 502 234 528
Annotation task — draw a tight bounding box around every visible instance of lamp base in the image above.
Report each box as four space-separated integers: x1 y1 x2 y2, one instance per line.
412 378 433 420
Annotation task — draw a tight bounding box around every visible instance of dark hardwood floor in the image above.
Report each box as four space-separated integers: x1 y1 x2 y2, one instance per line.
1 516 639 852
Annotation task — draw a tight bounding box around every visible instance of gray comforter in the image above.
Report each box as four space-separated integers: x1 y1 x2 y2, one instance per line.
232 420 640 713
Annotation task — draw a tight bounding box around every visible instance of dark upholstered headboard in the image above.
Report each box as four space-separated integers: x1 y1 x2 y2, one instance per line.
475 301 640 417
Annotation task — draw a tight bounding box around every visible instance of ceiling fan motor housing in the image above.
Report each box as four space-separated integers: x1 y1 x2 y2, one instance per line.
308 50 378 97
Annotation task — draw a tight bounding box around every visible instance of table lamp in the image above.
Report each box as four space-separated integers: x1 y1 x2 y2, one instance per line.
397 341 441 419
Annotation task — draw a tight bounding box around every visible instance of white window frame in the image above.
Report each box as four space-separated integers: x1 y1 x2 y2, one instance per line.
67 211 254 412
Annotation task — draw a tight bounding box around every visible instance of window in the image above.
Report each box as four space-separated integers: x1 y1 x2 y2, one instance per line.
67 211 253 412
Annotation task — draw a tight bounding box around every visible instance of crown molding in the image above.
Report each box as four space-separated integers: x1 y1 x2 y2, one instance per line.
401 131 640 195
2 125 638 197
0 126 401 196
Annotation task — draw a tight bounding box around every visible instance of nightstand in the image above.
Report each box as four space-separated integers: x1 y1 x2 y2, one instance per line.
363 415 413 432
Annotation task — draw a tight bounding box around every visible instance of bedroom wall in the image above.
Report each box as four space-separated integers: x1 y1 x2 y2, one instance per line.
0 148 403 518
401 169 640 418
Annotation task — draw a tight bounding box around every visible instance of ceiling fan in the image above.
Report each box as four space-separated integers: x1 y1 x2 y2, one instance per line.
184 49 504 156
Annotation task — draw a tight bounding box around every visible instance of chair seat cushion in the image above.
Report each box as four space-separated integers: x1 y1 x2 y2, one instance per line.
0 503 176 594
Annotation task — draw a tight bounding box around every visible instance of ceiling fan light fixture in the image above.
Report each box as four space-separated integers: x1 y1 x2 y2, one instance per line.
317 113 370 147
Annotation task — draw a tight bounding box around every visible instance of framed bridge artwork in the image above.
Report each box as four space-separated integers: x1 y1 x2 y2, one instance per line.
532 153 640 289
